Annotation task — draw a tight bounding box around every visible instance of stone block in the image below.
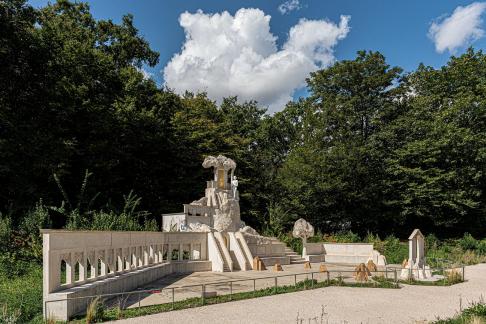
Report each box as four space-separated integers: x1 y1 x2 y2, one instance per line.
273 263 283 272
354 263 371 282
367 260 377 272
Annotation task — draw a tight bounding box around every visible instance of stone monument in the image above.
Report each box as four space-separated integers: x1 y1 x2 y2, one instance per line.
400 229 432 280
161 155 243 232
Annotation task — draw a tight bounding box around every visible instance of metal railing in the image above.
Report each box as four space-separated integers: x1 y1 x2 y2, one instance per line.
44 265 465 320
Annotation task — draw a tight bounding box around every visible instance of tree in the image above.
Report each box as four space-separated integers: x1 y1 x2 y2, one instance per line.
383 49 486 235
278 51 403 234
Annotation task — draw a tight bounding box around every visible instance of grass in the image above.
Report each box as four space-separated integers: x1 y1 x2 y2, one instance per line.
0 264 43 323
70 277 399 322
434 300 486 323
399 278 463 286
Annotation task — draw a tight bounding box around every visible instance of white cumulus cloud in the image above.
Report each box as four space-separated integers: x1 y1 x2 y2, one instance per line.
278 0 301 15
429 2 486 53
163 8 350 112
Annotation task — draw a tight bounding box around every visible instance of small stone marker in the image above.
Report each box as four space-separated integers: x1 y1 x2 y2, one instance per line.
319 264 328 272
304 261 312 269
253 256 260 270
253 256 266 271
366 260 377 272
273 263 283 272
354 263 371 282
258 259 266 271
401 258 408 268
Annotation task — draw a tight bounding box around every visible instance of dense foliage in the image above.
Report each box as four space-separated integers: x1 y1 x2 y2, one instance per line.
1 0 486 240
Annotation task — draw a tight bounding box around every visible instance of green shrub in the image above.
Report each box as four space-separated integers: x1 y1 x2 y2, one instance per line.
330 231 361 243
86 296 105 323
19 201 52 261
383 235 408 264
364 233 385 253
0 215 12 254
279 233 302 254
458 233 478 251
477 240 486 255
425 233 440 251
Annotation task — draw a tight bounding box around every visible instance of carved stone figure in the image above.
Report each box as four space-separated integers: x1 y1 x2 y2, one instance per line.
188 222 212 232
213 191 241 232
292 218 314 244
231 176 238 199
191 197 207 206
240 225 259 236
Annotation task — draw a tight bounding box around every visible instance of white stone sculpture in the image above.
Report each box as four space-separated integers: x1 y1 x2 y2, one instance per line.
240 225 259 236
231 176 239 199
292 218 314 244
191 197 207 206
400 229 432 280
202 155 236 172
213 191 241 232
188 222 212 232
163 154 241 233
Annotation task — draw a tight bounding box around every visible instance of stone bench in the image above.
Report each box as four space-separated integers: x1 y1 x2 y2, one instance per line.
303 243 386 265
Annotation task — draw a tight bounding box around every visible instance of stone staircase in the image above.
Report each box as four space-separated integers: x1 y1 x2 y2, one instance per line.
284 247 306 264
214 234 232 271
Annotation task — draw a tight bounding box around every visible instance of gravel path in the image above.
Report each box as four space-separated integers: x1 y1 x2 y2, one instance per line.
112 263 486 324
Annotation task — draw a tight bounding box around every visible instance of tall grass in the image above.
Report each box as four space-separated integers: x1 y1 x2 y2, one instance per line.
0 265 42 323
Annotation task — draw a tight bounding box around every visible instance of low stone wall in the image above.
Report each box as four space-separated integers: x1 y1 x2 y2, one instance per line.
44 261 211 321
42 230 210 320
247 242 286 257
303 242 385 265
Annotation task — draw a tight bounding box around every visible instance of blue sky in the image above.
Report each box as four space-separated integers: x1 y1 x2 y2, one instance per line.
28 0 486 111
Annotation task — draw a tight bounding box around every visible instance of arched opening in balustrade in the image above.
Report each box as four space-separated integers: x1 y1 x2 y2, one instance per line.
116 258 121 272
182 244 190 260
123 257 128 270
74 261 80 281
60 260 67 284
86 259 93 278
171 248 179 261
97 258 104 276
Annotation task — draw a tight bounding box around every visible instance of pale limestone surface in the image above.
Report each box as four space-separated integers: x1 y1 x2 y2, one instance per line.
162 155 241 232
292 218 314 243
401 229 432 280
302 242 387 265
112 263 486 324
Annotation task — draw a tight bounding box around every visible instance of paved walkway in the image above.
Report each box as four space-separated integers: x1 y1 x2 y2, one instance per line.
112 263 486 324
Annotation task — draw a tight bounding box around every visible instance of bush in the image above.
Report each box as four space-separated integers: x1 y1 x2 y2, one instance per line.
324 231 361 243
279 233 302 254
19 201 52 261
86 296 105 323
477 240 486 255
426 233 440 251
364 233 385 253
0 215 12 254
382 235 408 264
458 233 478 251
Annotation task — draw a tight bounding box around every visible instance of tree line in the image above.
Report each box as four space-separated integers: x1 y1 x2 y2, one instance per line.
1 0 485 238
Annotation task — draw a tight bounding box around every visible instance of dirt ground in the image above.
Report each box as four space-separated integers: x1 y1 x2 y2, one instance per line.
111 263 486 324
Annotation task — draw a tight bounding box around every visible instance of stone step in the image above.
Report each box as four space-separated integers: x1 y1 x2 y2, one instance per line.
291 258 305 262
